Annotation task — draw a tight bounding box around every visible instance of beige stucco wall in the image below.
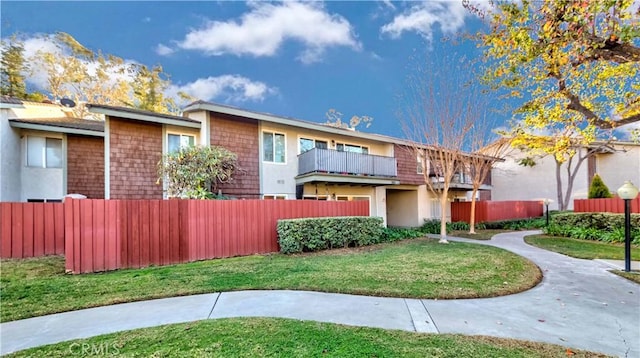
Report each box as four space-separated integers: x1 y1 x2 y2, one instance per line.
596 145 640 193
492 147 590 210
0 113 22 201
386 189 419 227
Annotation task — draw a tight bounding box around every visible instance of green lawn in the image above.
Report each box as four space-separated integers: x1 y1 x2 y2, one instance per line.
449 229 512 240
524 235 640 260
6 318 607 358
0 238 541 322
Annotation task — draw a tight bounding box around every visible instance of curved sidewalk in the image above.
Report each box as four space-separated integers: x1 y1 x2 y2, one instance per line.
1 231 638 357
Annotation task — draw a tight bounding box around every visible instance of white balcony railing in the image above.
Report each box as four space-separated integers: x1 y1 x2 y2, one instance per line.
298 148 397 177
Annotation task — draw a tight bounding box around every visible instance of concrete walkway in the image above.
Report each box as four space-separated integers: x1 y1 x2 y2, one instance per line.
1 231 638 357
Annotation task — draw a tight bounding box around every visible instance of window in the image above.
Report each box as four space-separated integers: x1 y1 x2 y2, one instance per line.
336 143 368 154
27 136 62 168
299 138 328 153
417 153 426 174
263 131 285 163
168 133 195 153
263 194 287 200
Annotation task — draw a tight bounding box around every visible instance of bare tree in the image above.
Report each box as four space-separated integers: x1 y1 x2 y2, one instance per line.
465 136 511 234
400 53 484 242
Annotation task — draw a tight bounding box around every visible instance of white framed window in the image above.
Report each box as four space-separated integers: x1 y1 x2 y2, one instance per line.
167 133 195 153
263 131 286 163
299 137 328 154
303 195 328 200
337 143 368 154
417 154 424 174
263 194 287 200
26 136 62 168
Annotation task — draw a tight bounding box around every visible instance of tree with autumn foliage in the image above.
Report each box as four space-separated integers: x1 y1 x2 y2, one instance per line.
468 0 639 210
4 32 190 117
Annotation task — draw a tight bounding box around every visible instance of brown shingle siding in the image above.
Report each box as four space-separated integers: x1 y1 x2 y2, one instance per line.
210 113 260 198
394 144 424 185
67 135 104 198
109 117 163 199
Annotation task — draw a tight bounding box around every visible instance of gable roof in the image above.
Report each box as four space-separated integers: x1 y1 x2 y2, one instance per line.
9 117 105 137
86 103 200 128
183 100 405 145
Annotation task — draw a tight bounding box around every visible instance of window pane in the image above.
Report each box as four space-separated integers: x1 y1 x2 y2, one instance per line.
181 135 195 148
263 132 274 162
362 147 369 155
315 141 328 149
168 134 181 153
300 138 314 153
274 133 285 163
337 144 344 152
27 136 45 167
46 138 62 168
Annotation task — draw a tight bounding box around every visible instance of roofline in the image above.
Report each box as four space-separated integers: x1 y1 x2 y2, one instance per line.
0 103 25 109
9 121 105 137
87 104 200 129
183 101 405 145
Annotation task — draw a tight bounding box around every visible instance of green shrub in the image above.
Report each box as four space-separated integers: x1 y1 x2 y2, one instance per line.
544 212 640 245
588 174 613 199
382 227 424 242
478 218 545 230
277 217 384 254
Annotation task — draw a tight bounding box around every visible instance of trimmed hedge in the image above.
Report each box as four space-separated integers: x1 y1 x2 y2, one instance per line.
552 212 640 230
422 218 545 234
545 212 640 245
277 216 384 254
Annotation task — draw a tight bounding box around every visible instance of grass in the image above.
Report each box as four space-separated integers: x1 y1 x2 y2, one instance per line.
613 271 640 284
449 229 513 240
0 238 541 322
5 317 608 358
524 235 640 260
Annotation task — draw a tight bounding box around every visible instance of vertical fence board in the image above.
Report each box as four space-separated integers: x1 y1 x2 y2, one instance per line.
80 200 94 273
22 203 34 258
32 204 44 257
11 204 23 258
1 204 11 258
43 204 54 255
93 200 105 272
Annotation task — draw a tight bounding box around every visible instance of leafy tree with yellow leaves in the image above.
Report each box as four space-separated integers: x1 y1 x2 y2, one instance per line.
467 0 639 210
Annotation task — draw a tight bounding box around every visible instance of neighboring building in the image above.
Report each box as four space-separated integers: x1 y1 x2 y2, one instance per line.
0 97 104 202
491 142 640 210
1 97 494 227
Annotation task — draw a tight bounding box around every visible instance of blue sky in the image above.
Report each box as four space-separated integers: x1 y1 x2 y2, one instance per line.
1 1 491 138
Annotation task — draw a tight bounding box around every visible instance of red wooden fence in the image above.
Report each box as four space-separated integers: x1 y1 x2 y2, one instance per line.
574 197 640 214
1 202 65 259
64 199 369 274
451 201 543 224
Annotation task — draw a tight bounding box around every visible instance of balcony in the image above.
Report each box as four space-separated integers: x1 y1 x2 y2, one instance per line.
296 148 398 186
430 173 491 191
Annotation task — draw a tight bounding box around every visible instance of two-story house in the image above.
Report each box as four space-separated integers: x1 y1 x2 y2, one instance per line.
1 97 494 227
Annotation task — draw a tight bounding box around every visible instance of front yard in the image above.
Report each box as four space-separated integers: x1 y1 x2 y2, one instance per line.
5 318 605 358
0 237 541 322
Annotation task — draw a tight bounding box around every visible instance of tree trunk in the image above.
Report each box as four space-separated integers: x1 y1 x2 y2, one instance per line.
555 159 567 211
439 193 449 243
469 188 478 234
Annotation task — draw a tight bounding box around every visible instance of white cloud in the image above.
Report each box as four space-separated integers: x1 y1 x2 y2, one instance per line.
168 75 277 103
177 1 360 63
155 43 175 56
381 1 470 41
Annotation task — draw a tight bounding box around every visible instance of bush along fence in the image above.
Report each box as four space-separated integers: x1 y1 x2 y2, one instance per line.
2 199 369 273
544 212 640 245
574 197 640 214
277 217 384 254
450 201 543 224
